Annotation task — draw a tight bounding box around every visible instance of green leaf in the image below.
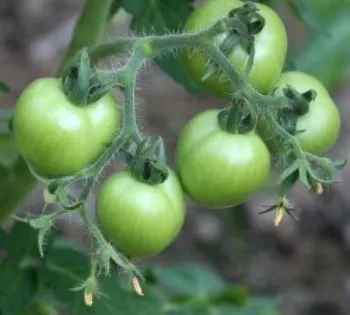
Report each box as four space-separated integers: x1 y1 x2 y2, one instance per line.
279 159 300 185
166 304 243 315
232 296 279 315
295 5 350 89
0 134 19 168
24 300 59 315
212 284 250 306
8 222 38 259
303 0 346 20
93 275 163 315
286 0 327 34
0 158 35 225
0 228 8 248
0 263 37 315
0 223 38 314
121 0 202 94
0 81 9 93
150 263 225 296
51 236 87 253
37 245 90 312
279 169 298 196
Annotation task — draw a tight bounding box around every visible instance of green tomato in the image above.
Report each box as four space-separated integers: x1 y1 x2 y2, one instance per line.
182 0 287 98
175 109 270 208
96 168 185 257
13 78 120 177
274 71 340 154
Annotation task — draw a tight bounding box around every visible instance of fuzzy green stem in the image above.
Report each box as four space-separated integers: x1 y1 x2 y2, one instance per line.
119 48 147 142
89 38 135 62
86 18 236 63
58 0 114 76
264 111 305 159
56 15 300 187
200 44 244 89
76 204 139 277
198 44 304 157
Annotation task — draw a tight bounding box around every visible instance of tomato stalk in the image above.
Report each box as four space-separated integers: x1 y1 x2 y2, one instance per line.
218 101 244 134
75 203 141 281
118 48 146 142
194 44 309 163
39 7 344 222
7 0 346 296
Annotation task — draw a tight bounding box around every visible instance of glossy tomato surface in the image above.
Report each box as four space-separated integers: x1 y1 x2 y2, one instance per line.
96 168 185 258
274 71 340 154
13 78 120 177
183 0 287 97
175 109 270 208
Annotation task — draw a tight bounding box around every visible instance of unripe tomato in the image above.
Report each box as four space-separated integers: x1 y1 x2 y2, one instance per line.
183 0 287 98
175 109 270 208
274 71 340 154
13 78 120 177
96 169 185 257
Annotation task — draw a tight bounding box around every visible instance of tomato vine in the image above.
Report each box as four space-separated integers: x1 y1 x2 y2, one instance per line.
7 0 346 306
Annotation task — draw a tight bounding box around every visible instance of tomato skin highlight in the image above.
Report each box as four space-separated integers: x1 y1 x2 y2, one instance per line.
13 78 120 177
96 168 185 258
274 71 340 154
175 109 270 208
182 0 288 98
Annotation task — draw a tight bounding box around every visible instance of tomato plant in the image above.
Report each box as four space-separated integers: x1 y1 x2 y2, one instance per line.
12 78 120 177
96 168 185 257
1 0 347 311
274 71 340 154
182 0 287 98
175 109 270 208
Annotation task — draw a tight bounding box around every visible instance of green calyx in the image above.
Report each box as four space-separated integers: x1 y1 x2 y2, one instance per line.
202 2 265 82
283 84 316 116
61 49 115 106
275 85 316 136
229 2 266 36
124 137 169 185
218 97 256 134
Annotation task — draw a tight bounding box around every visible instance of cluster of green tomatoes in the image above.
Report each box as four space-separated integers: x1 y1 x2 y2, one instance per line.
11 0 340 259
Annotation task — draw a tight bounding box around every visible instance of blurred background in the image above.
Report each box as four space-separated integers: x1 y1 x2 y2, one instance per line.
0 0 350 314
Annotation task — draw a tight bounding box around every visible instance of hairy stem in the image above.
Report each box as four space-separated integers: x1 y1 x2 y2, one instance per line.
89 38 135 62
119 48 147 142
198 44 304 157
87 18 237 62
